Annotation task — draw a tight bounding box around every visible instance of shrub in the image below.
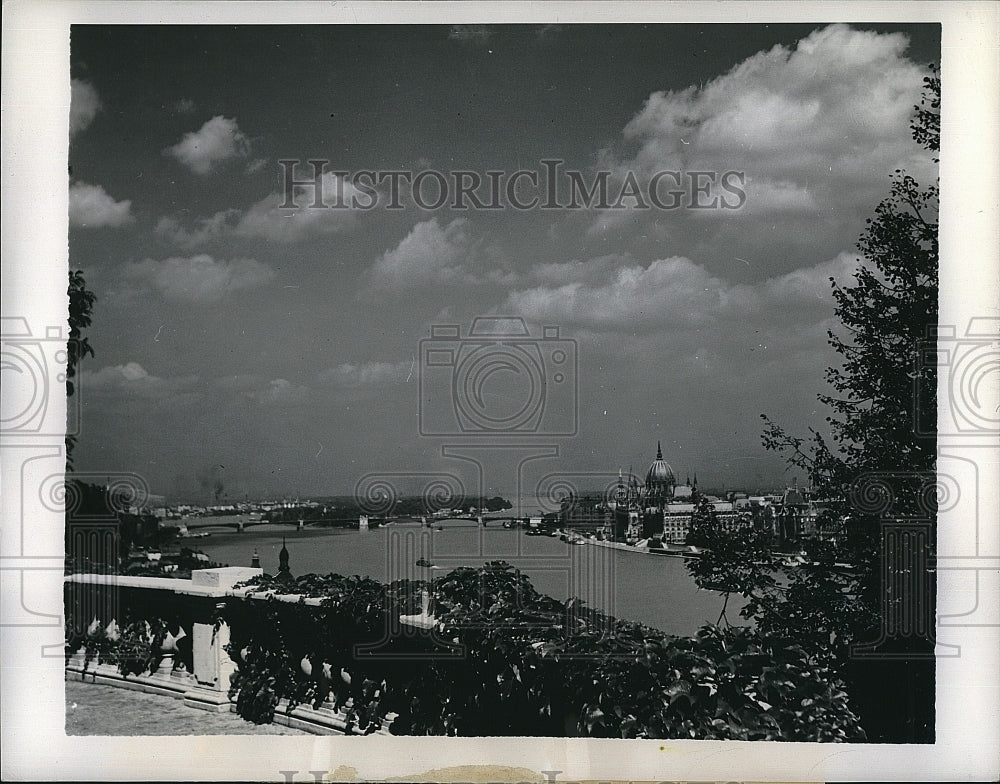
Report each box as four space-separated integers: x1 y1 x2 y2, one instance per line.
219 562 864 739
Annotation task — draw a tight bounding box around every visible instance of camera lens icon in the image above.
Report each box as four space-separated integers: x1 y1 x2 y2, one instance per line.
419 317 578 436
1 343 50 432
453 343 545 432
1 318 74 436
950 341 1000 432
916 319 1000 437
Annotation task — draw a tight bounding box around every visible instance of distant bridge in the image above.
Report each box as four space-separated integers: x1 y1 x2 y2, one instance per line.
175 514 530 533
176 516 363 532
384 515 527 528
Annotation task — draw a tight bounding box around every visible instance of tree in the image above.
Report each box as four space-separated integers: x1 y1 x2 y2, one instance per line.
762 63 939 503
692 64 940 742
685 497 776 626
66 270 96 470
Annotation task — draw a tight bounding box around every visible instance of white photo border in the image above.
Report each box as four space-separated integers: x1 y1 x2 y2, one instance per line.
2 2 997 781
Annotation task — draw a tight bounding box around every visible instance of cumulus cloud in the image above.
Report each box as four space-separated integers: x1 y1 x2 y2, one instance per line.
588 24 935 272
503 252 860 333
617 25 927 182
234 172 362 241
156 171 361 246
122 254 275 303
370 218 513 290
319 360 412 387
69 181 133 228
164 116 251 174
528 254 632 286
208 374 310 406
81 362 199 401
372 218 469 288
251 378 312 406
70 79 101 137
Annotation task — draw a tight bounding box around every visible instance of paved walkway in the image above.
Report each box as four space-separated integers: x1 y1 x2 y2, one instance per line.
65 678 308 735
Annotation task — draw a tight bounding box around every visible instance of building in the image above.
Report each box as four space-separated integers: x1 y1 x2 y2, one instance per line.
607 443 695 543
558 442 777 546
662 511 691 543
559 493 613 536
644 442 676 508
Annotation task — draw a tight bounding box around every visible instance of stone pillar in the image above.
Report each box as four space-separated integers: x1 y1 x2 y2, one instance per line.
183 568 262 711
184 612 235 711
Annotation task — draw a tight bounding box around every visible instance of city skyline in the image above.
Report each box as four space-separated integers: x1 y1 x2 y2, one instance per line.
68 23 941 500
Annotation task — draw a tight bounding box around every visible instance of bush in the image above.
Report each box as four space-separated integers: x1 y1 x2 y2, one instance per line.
218 562 864 739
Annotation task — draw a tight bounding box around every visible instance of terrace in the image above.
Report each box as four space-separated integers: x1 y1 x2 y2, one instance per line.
64 568 400 735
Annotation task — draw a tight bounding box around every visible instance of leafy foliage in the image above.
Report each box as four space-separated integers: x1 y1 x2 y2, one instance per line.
65 616 176 678
216 563 864 739
66 270 96 470
696 64 941 743
685 498 777 623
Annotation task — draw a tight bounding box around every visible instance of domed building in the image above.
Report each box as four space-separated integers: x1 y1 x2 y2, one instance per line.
563 442 699 545
609 442 682 541
644 441 676 508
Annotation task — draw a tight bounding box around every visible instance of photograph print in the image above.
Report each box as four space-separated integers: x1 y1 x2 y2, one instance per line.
55 20 950 746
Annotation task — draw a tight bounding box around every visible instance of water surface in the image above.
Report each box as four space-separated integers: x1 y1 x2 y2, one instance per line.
196 520 745 636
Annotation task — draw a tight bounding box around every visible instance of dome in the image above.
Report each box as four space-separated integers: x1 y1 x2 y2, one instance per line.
645 442 676 487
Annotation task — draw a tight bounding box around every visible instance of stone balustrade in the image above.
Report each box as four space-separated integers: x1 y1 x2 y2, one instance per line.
64 568 395 735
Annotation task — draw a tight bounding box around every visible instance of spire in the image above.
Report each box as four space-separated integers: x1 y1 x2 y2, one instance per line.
277 537 292 582
656 441 663 460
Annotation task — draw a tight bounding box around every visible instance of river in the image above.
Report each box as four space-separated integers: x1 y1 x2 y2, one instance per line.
193 518 745 637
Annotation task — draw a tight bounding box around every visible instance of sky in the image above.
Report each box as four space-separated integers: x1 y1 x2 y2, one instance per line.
67 23 940 505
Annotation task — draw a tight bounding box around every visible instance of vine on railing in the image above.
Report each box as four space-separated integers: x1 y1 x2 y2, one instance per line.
66 616 187 679
218 562 865 740
218 574 424 733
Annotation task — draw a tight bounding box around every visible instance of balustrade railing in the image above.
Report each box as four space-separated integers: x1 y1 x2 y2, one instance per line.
64 568 397 734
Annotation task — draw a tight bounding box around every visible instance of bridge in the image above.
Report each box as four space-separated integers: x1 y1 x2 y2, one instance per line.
173 514 531 533
383 515 528 528
175 516 364 533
